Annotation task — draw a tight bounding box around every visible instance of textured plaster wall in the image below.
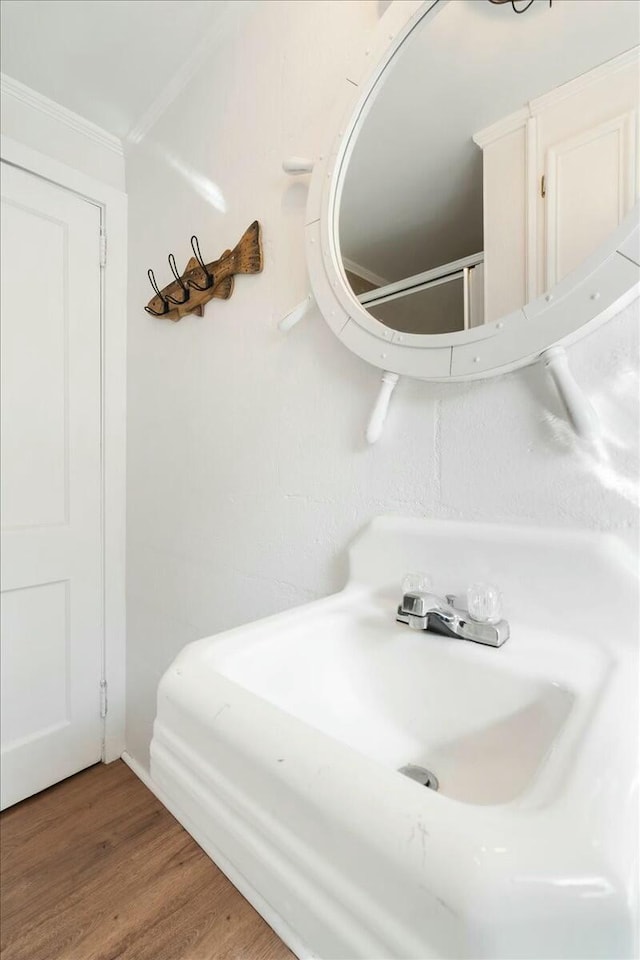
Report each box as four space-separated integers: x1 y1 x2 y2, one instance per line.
125 0 639 770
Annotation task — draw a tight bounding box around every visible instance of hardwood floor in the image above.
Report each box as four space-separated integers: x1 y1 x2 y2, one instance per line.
0 760 294 960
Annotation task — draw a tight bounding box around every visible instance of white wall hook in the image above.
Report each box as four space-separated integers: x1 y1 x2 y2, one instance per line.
366 371 399 444
279 294 315 333
282 157 315 175
541 346 601 443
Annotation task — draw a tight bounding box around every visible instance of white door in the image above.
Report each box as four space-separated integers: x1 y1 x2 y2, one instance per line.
537 55 639 291
1 162 103 809
544 112 636 287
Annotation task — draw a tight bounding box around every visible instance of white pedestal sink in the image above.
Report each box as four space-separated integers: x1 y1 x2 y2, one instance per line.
150 518 638 959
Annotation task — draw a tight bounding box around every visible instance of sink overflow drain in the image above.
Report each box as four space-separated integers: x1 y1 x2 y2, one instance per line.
399 764 439 791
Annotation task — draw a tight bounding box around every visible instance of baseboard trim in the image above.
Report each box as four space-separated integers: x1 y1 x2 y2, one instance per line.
121 750 155 790
120 750 313 959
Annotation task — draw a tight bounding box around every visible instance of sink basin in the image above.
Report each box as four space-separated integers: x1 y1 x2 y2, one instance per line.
150 518 638 960
212 596 580 805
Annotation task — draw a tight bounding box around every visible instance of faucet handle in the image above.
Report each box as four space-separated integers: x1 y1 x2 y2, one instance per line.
466 582 503 624
401 571 431 595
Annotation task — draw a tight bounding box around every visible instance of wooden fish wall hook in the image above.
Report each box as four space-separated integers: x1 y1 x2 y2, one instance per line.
144 221 263 322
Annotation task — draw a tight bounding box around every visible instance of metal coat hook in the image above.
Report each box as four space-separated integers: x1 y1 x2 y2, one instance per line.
144 268 170 317
488 0 552 12
166 253 190 304
187 235 214 291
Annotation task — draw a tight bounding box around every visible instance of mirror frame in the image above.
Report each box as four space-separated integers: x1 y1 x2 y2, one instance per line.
304 0 640 381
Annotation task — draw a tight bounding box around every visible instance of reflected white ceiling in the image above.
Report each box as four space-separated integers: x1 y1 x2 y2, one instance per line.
0 0 235 139
340 0 639 282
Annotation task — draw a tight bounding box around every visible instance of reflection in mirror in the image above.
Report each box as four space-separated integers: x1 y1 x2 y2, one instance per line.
339 0 639 336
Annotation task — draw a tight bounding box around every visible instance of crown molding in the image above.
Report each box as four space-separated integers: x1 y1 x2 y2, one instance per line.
0 73 124 157
473 107 529 150
125 48 203 146
473 46 639 151
529 45 639 115
126 0 259 145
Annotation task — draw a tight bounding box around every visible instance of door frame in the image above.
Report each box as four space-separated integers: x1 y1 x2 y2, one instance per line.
1 133 127 763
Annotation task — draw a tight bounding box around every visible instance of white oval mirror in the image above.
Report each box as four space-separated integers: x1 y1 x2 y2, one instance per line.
306 0 640 381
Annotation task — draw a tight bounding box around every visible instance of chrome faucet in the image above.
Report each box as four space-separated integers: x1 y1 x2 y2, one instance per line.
396 590 509 647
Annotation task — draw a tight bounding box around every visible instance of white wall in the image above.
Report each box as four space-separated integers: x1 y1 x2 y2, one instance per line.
125 0 639 771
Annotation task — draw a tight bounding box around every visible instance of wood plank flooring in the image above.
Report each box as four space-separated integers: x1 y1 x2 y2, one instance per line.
0 760 294 960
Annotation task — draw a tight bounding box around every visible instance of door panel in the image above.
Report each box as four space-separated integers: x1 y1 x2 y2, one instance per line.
1 162 103 809
1 202 68 527
1 581 70 744
537 56 639 293
545 112 635 286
